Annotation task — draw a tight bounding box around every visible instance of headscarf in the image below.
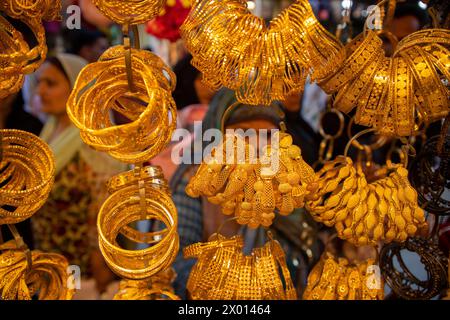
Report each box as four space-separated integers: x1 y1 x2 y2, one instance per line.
39 54 88 175
40 53 126 176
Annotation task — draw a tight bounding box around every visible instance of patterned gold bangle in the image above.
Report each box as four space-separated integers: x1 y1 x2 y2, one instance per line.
97 183 179 280
106 165 165 193
354 57 391 128
67 46 177 163
394 28 450 54
318 31 383 94
181 0 341 105
399 46 449 123
184 234 297 300
303 252 383 300
377 57 415 136
333 49 385 114
0 245 73 300
91 0 166 25
0 129 55 224
0 15 28 99
0 0 61 74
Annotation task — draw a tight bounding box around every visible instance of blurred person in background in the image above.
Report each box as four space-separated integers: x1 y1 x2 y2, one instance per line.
32 53 127 299
62 28 110 63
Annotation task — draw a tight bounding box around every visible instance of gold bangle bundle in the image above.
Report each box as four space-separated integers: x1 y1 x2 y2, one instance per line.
183 233 297 300
306 156 428 246
0 240 73 300
0 15 29 99
67 45 177 163
186 131 315 228
326 29 449 137
106 165 164 194
0 0 61 99
0 129 55 225
180 0 342 105
92 0 166 25
97 172 179 280
303 252 383 300
113 268 180 300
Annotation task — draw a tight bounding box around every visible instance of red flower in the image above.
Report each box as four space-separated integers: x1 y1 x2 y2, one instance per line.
146 0 191 42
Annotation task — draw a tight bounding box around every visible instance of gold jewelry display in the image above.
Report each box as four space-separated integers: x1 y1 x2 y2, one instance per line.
306 130 428 246
186 128 315 228
326 8 450 137
67 43 177 164
92 0 166 25
0 0 61 98
181 0 342 105
98 169 179 280
303 251 383 300
0 129 55 225
184 232 297 300
0 227 73 300
114 268 180 300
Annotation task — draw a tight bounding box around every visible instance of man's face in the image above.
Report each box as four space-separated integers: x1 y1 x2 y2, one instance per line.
383 15 421 56
391 15 421 41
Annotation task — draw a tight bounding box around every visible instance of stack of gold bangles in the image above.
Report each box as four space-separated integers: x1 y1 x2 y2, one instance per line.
0 129 55 225
114 268 180 300
0 0 61 98
186 131 315 228
67 46 177 163
303 252 384 300
323 29 449 136
98 166 179 280
306 156 428 246
181 0 342 105
184 233 297 300
92 0 166 24
0 240 73 300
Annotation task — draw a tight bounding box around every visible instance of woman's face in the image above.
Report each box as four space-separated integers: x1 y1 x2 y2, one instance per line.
194 73 216 105
36 62 71 116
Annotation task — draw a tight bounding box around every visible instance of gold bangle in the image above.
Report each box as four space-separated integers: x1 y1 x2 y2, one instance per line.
67 46 177 163
0 129 55 224
184 233 297 300
106 165 165 193
91 0 166 25
97 182 179 280
399 46 449 123
303 252 383 300
181 0 341 105
318 31 383 94
333 49 385 114
0 245 73 300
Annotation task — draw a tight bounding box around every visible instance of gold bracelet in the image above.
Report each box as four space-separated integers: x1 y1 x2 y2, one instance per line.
0 243 73 300
304 252 383 300
399 46 448 123
184 233 297 300
0 129 55 224
181 0 341 105
97 182 179 280
67 46 177 163
106 165 165 193
318 31 383 94
92 0 166 25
